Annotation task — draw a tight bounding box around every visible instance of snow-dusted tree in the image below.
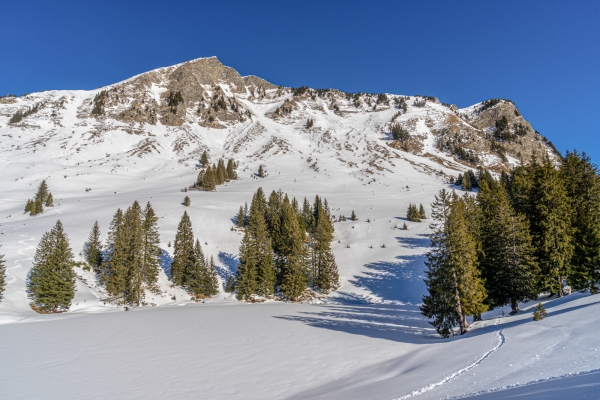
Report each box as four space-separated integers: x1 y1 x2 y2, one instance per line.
27 220 76 312
84 221 103 271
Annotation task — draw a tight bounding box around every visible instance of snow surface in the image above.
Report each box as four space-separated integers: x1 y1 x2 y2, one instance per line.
0 76 597 399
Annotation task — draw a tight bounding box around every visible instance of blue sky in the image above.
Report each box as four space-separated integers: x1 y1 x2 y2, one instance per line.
2 1 598 161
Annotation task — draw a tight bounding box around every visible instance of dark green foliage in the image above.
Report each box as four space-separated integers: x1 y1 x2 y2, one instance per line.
194 157 237 191
391 123 410 141
91 90 108 115
292 86 310 96
185 240 218 297
406 203 421 222
27 220 76 312
236 206 245 228
0 248 6 302
167 91 184 113
183 196 191 206
225 275 235 293
561 151 600 292
9 102 42 123
419 204 427 220
376 93 389 105
278 197 309 300
306 118 314 128
532 303 547 321
454 147 480 165
226 158 237 180
350 210 357 221
258 165 265 178
171 211 194 286
477 181 539 311
311 196 339 292
25 180 51 216
141 202 161 287
200 151 209 167
421 190 487 337
403 222 408 230
45 193 54 207
24 199 33 214
84 221 103 271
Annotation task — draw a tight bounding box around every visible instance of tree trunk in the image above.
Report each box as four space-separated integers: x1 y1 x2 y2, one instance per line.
557 274 563 298
511 298 519 312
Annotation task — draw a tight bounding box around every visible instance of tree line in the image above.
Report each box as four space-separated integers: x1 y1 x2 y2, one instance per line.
422 151 600 337
234 188 340 301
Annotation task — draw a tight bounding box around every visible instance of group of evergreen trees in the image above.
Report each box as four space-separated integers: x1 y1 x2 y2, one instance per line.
24 180 54 216
9 102 42 123
95 201 162 306
234 188 339 301
0 246 6 302
194 152 238 191
422 152 600 337
455 170 479 191
406 203 426 222
171 211 219 298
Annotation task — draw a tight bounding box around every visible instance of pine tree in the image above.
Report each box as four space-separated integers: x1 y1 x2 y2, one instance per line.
102 208 123 285
532 303 547 321
478 181 539 312
216 160 226 185
258 164 265 178
225 275 235 293
419 204 426 219
0 247 6 302
200 151 209 167
141 202 161 287
24 199 32 214
312 196 339 292
84 221 103 271
202 165 216 191
421 190 487 337
186 240 217 297
35 180 49 203
183 196 191 206
27 220 76 312
350 210 357 221
302 197 314 231
171 211 194 286
278 197 309 300
196 169 205 188
236 206 245 228
123 201 145 306
45 192 54 207
403 222 408 230
227 158 237 180
561 151 600 292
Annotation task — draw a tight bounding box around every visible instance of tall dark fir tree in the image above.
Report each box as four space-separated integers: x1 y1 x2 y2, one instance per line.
84 221 103 271
171 211 194 286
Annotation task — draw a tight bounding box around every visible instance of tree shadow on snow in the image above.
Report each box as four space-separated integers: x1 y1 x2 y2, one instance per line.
217 252 239 282
339 254 428 305
158 249 173 278
275 303 439 344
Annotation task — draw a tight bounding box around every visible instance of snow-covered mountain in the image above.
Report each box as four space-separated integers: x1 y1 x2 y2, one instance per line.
1 57 596 400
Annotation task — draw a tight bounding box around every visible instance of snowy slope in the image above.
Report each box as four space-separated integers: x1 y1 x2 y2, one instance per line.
0 57 591 399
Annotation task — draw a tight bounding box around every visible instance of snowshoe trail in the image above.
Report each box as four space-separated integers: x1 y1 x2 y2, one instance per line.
395 319 506 399
7 232 36 285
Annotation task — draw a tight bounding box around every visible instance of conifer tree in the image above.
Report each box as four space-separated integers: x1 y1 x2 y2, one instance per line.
84 221 103 271
123 201 145 305
421 190 487 337
532 303 547 321
226 158 237 180
478 181 539 312
27 220 76 312
102 208 123 285
236 228 258 300
186 240 217 297
561 151 600 292
312 196 339 292
225 275 235 293
236 206 245 228
196 169 205 188
419 203 426 219
183 196 191 206
302 197 314 231
45 193 54 207
172 211 194 286
350 210 357 221
202 165 216 191
141 202 161 287
36 180 49 203
258 164 265 178
0 248 6 302
200 151 209 167
403 222 408 230
216 161 226 185
24 199 32 214
278 197 309 300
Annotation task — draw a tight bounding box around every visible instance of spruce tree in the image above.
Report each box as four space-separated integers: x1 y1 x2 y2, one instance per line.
196 169 205 188
36 180 49 203
24 199 32 214
216 161 226 185
227 158 237 180
258 164 265 178
561 151 600 292
478 181 539 312
0 248 6 302
84 221 103 271
350 210 357 221
183 196 191 206
225 275 235 293
312 196 339 292
141 202 161 287
123 201 145 306
278 197 309 300
200 151 209 167
102 208 123 285
171 211 194 285
419 203 426 219
45 193 54 207
421 190 487 337
186 240 217 297
236 206 245 228
202 165 216 191
27 220 76 312
302 197 315 231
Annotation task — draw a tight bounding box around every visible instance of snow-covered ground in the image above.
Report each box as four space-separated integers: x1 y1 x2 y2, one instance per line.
0 68 597 398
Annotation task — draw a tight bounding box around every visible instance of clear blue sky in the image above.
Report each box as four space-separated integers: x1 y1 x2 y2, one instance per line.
2 1 598 161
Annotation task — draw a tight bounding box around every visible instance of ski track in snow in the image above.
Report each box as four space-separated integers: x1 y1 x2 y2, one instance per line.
395 319 506 400
7 232 36 285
